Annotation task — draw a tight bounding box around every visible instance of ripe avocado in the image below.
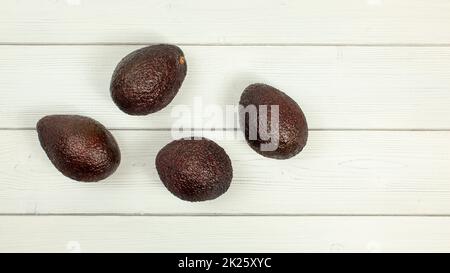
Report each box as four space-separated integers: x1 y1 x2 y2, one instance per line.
155 138 233 202
37 115 121 182
110 44 187 115
239 83 308 159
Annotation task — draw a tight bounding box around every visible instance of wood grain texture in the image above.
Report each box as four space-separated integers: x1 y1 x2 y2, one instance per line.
1 0 450 44
1 130 449 215
1 46 450 129
2 0 450 252
1 216 450 252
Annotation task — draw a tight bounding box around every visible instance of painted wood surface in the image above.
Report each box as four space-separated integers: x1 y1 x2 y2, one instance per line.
0 130 449 215
1 46 450 129
1 0 450 252
1 0 450 44
1 216 450 252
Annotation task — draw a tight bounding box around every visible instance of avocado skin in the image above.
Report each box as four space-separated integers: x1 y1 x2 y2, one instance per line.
239 83 308 159
110 44 187 115
156 138 233 202
37 115 121 182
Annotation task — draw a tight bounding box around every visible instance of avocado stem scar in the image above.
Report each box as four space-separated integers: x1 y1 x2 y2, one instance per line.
179 56 185 65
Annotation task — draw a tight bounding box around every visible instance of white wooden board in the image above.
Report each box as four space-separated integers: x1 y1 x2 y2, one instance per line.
2 0 450 45
1 216 450 252
1 130 449 215
1 46 450 129
1 0 450 253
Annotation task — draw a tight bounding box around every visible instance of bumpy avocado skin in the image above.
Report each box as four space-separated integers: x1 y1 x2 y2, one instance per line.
110 44 187 115
239 83 308 159
37 115 121 182
155 138 233 202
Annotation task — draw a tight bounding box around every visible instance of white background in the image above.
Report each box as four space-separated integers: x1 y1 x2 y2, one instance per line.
1 0 450 252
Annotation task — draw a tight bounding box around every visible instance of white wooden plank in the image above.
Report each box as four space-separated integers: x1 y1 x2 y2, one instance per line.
1 130 450 215
2 0 450 44
1 216 449 252
1 46 450 129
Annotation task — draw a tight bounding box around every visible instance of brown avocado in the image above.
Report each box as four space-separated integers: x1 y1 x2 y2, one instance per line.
239 83 308 159
155 138 233 202
37 115 121 182
110 44 187 115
